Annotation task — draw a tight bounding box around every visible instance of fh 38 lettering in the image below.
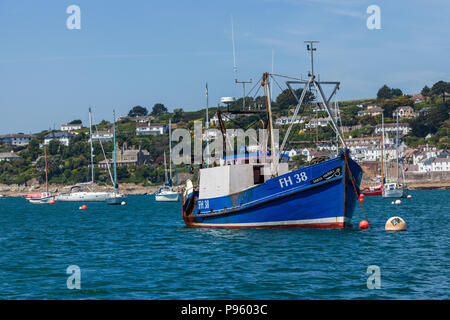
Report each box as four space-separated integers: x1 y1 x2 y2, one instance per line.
279 172 308 188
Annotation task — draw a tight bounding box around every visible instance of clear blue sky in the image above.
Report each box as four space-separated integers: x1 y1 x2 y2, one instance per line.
0 0 449 134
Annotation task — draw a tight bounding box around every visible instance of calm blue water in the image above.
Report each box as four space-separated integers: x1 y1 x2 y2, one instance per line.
0 190 448 300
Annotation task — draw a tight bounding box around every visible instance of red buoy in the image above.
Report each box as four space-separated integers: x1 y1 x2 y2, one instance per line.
360 193 365 198
49 200 55 204
359 197 365 203
359 220 369 229
80 205 87 210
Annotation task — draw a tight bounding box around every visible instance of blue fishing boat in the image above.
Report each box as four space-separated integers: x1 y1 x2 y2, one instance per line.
182 42 363 229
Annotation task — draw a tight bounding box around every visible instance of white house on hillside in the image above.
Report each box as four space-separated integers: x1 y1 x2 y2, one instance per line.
136 122 168 135
61 123 82 131
375 123 410 135
0 133 34 146
90 131 113 142
44 132 74 146
418 157 450 172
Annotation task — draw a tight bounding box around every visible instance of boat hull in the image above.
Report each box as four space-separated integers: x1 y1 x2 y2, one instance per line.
383 188 407 198
155 192 180 202
55 192 114 202
363 189 382 196
106 194 127 205
27 196 54 204
183 151 362 229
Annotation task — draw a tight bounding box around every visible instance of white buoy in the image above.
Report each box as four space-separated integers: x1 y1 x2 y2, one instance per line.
395 199 402 205
391 201 394 205
385 216 407 231
407 195 412 199
121 201 126 205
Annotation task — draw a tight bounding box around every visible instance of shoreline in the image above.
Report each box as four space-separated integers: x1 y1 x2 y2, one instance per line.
1 181 449 197
0 183 162 198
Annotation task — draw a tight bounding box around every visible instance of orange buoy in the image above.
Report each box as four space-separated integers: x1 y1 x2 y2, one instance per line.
359 197 365 203
385 216 406 231
49 200 55 204
79 205 87 210
359 220 369 229
360 193 365 198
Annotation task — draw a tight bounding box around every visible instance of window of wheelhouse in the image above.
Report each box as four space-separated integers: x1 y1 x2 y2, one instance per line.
253 165 264 185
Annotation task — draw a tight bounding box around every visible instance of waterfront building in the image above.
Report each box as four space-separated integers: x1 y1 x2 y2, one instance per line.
418 157 450 172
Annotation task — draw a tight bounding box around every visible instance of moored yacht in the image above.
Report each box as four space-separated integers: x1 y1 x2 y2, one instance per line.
155 120 180 202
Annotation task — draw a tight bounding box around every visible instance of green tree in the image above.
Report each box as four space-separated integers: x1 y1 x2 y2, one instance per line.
128 105 148 117
27 138 40 161
275 89 314 111
172 108 184 123
377 85 403 100
151 103 168 116
421 85 431 97
431 81 449 103
377 85 391 100
48 140 62 156
68 119 82 124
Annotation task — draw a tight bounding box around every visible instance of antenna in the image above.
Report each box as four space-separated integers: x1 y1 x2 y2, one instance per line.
205 83 210 168
231 16 237 82
305 40 319 77
230 15 252 110
271 49 274 99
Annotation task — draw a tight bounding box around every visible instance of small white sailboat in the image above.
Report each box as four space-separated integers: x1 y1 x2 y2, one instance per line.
26 147 55 204
155 120 180 202
383 113 407 198
107 110 127 205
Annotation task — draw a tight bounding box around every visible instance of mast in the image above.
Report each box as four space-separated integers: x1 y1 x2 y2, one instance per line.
231 15 252 110
89 108 94 185
163 151 168 185
113 110 117 194
396 112 400 184
44 146 48 193
169 119 172 184
282 41 346 166
380 113 384 186
264 73 277 176
205 83 210 168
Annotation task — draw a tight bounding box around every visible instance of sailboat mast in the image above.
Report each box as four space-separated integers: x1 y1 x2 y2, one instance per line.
89 108 94 185
44 146 48 193
380 113 384 185
169 119 172 183
113 110 117 194
163 151 168 184
205 83 210 168
396 112 400 183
